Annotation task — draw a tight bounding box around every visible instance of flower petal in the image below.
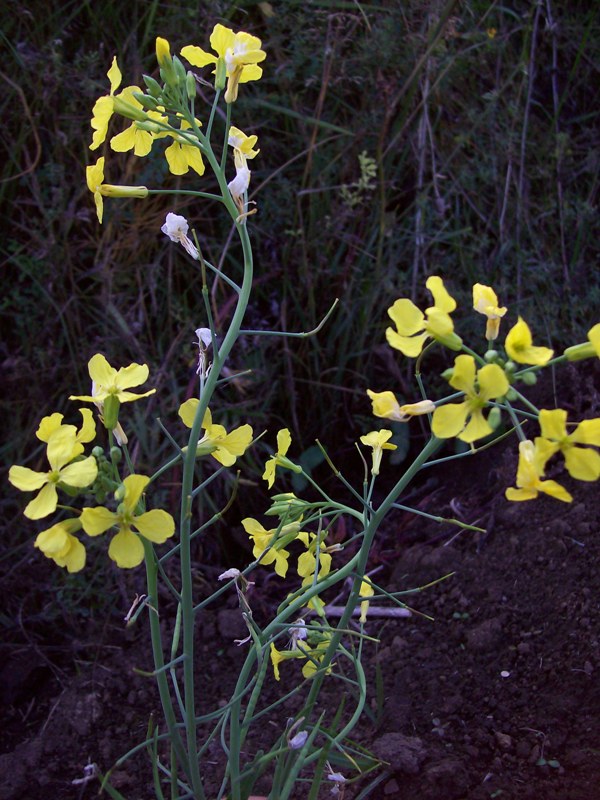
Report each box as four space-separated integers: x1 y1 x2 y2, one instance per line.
448 355 476 394
385 329 428 357
9 465 48 492
431 402 469 439
114 362 150 391
477 363 509 401
88 354 116 386
24 482 58 520
109 528 145 568
81 506 119 536
276 429 291 456
122 474 150 513
134 509 175 543
387 298 424 336
459 409 492 443
539 409 567 441
570 418 600 446
426 275 456 314
59 455 98 488
564 447 600 481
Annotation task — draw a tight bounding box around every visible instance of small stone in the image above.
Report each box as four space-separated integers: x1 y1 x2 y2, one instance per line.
495 732 512 750
384 778 399 795
371 733 427 774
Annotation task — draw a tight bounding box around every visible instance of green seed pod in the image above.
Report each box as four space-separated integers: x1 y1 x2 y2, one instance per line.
103 395 120 430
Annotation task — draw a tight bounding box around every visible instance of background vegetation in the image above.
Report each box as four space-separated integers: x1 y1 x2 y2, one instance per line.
2 0 599 517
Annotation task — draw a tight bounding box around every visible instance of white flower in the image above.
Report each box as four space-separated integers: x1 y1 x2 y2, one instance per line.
196 328 213 349
288 730 308 749
227 161 251 211
161 212 199 259
218 568 241 581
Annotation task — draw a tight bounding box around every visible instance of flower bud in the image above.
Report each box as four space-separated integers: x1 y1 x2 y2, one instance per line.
100 184 148 198
215 57 227 91
563 342 596 361
505 388 518 402
92 445 105 458
484 349 499 362
521 371 537 386
265 492 308 521
441 367 454 382
143 74 163 98
186 71 196 99
112 97 147 121
504 360 516 374
487 406 502 430
173 56 187 86
110 446 122 462
115 484 126 502
437 331 463 351
132 91 160 111
135 120 164 133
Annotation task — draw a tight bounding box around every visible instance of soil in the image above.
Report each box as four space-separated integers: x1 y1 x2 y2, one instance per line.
2 367 600 800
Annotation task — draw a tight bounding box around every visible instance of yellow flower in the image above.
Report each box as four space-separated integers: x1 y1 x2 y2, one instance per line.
269 633 333 681
80 475 175 568
504 317 553 365
359 579 375 624
386 276 462 357
86 157 107 224
297 532 332 585
228 126 260 159
360 429 397 475
70 354 155 405
472 283 507 340
164 119 206 177
539 409 600 481
9 427 98 520
181 24 266 103
36 408 96 446
178 401 253 466
110 86 167 157
241 517 295 577
367 390 434 422
432 355 509 443
226 126 260 211
34 518 86 573
262 429 302 488
90 56 122 151
505 439 572 503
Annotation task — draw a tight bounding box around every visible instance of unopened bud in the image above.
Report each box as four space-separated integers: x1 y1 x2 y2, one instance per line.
437 332 463 351
92 445 105 458
173 56 187 86
484 349 499 362
100 184 148 198
215 57 227 91
112 97 147 121
521 371 537 386
143 74 163 98
505 388 518 402
186 71 196 99
487 407 502 430
132 91 160 111
564 342 596 361
110 446 122 462
441 367 454 382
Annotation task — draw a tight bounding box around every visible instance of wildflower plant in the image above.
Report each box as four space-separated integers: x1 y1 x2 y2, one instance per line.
9 22 600 800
